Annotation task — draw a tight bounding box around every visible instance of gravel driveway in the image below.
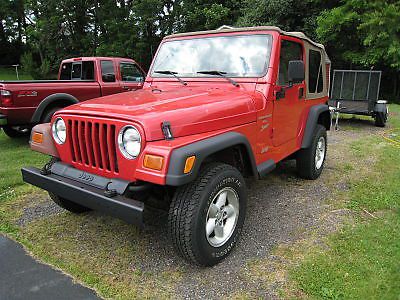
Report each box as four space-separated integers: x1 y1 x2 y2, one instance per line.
17 117 385 299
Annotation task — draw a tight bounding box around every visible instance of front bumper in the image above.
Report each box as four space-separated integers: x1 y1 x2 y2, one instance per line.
0 114 7 126
21 165 144 227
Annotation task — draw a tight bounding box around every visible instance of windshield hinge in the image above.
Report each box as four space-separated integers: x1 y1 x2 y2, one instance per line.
161 121 174 140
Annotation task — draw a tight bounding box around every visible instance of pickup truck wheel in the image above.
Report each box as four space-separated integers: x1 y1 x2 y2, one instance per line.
168 163 247 266
41 107 62 123
49 192 91 213
2 125 30 138
296 124 327 180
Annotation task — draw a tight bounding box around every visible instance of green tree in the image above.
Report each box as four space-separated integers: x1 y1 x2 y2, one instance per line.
237 0 339 39
317 0 400 101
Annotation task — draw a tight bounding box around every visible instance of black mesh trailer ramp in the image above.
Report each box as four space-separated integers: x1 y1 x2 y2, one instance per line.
328 70 388 127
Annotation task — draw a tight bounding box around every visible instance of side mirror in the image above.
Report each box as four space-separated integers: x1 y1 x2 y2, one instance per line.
102 73 116 82
288 60 305 85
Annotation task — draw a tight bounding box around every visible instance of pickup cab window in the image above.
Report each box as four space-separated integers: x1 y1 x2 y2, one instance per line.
60 61 94 80
120 63 144 82
101 60 116 82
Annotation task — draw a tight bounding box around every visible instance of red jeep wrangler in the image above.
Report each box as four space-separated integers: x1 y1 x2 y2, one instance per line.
0 57 145 138
22 26 331 266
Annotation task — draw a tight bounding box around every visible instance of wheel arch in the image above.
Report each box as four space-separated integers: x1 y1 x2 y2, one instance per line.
301 104 330 149
166 132 258 186
31 93 79 124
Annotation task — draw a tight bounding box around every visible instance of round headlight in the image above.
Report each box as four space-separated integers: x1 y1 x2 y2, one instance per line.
52 117 66 144
118 126 141 159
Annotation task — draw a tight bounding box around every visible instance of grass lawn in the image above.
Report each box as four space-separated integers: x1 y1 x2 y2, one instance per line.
285 105 400 299
0 135 47 233
0 131 182 299
0 67 33 80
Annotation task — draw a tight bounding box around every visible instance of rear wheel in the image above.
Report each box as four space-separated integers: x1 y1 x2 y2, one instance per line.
374 111 387 127
296 124 327 180
168 163 247 266
41 107 62 123
2 125 30 138
49 192 91 213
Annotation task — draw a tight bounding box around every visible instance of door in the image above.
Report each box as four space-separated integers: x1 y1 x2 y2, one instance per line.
119 62 145 91
272 38 305 146
100 60 121 96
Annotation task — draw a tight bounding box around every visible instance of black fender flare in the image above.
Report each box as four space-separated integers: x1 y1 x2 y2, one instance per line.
31 93 79 123
301 104 330 149
166 132 259 186
374 102 388 114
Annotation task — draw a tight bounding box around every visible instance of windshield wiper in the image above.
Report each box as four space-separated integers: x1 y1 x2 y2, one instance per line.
197 71 239 87
154 70 187 86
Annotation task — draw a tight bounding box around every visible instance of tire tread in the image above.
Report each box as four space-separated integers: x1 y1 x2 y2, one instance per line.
168 163 236 265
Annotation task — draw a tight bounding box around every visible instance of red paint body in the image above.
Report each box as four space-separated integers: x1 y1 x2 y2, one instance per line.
48 29 329 185
0 57 145 125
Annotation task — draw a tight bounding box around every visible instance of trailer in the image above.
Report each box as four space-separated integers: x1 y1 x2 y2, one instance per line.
329 70 388 127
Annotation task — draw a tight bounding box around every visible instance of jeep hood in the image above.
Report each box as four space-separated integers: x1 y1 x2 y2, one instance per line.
61 87 257 141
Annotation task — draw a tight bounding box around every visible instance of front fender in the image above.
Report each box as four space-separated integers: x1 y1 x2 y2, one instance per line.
29 123 59 157
165 132 257 186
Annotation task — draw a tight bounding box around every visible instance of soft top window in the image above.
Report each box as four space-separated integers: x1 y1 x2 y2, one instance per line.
277 40 303 86
308 49 323 93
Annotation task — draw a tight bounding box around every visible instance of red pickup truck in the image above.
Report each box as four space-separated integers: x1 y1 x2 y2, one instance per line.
0 57 145 138
23 26 331 266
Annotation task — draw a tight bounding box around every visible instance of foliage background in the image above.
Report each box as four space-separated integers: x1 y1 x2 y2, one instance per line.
1 0 399 101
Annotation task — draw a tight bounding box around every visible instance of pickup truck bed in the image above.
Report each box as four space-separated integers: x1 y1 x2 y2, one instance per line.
0 57 145 136
0 80 101 125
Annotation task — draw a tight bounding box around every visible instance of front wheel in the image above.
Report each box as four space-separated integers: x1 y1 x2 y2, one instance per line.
168 163 247 266
296 124 327 180
49 192 91 213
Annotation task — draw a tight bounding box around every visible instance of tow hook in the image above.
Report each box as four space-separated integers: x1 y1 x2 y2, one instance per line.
104 189 118 198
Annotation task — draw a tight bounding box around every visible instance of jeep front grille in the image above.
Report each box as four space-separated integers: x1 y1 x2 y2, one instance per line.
67 119 119 174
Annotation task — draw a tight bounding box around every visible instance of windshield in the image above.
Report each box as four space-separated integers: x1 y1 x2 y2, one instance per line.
151 34 272 78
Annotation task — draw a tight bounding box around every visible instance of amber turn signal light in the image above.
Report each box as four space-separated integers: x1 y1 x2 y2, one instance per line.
31 132 43 144
143 154 164 171
184 156 196 174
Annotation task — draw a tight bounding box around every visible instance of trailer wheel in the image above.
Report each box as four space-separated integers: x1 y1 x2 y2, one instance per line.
168 163 247 266
374 112 387 127
2 126 30 138
49 192 91 213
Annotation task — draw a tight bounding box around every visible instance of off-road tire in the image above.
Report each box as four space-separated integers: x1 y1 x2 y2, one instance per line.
296 124 327 180
168 163 247 266
2 125 30 138
374 112 387 127
41 107 62 123
49 192 91 213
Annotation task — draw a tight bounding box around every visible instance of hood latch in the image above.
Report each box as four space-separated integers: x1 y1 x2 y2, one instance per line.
161 121 174 140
